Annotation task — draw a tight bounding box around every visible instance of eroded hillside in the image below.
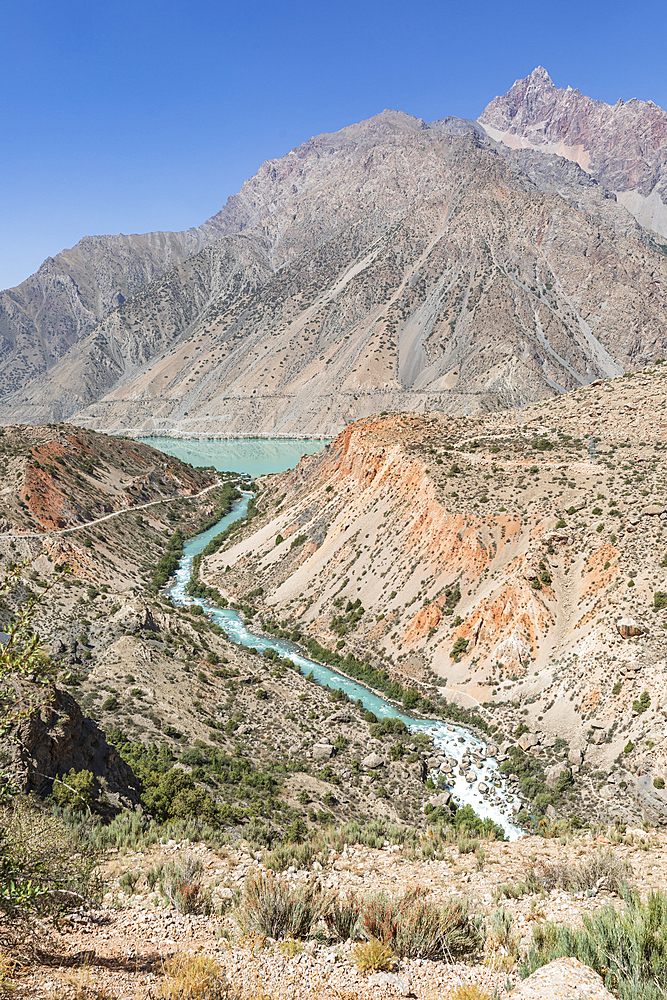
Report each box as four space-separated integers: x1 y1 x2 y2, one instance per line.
3 112 667 435
197 365 667 824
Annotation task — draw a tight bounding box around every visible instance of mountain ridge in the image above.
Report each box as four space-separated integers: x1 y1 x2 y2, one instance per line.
1 75 667 434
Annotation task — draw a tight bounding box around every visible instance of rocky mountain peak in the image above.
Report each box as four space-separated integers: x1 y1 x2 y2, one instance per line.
479 68 667 237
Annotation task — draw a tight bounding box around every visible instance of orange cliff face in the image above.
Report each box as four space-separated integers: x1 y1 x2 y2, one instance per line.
202 394 667 723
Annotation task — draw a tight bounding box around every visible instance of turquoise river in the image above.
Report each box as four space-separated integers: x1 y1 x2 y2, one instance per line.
146 437 523 839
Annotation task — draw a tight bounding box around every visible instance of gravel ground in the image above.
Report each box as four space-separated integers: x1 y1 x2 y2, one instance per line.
12 828 665 999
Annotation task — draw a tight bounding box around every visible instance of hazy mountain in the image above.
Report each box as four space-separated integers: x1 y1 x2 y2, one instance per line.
479 66 667 237
1 85 667 434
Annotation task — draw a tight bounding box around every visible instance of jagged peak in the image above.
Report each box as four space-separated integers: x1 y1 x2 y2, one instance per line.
530 66 554 85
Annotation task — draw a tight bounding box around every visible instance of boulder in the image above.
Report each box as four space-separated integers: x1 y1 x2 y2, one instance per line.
312 743 335 760
617 618 646 638
544 531 569 544
545 764 571 791
362 752 384 769
111 600 157 633
511 957 615 1000
568 748 584 767
327 711 350 724
427 791 451 808
518 733 540 751
412 759 427 781
643 505 665 516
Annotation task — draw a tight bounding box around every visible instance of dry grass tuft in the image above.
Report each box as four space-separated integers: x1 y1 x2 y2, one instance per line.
352 939 394 973
449 985 490 1000
159 955 228 1000
534 849 630 895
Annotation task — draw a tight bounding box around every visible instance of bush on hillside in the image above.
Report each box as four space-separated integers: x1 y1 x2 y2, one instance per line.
523 888 667 1000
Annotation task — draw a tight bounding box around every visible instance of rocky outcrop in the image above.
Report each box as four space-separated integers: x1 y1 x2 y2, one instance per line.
616 618 646 638
479 66 667 238
7 685 140 815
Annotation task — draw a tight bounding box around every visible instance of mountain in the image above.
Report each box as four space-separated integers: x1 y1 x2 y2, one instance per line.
1 82 667 434
479 66 667 237
0 222 226 399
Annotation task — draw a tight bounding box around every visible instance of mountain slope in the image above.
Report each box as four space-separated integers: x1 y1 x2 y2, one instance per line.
479 66 667 238
2 112 666 435
200 363 667 822
0 218 240 399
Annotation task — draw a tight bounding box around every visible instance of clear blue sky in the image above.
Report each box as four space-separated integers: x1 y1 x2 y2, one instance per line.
2 0 666 290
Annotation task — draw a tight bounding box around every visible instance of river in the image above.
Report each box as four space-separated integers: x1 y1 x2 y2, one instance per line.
146 436 523 839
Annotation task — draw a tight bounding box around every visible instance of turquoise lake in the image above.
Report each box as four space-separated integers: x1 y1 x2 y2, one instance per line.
136 437 328 479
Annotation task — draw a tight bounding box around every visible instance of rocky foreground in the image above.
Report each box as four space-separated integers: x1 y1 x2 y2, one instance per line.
14 828 662 1000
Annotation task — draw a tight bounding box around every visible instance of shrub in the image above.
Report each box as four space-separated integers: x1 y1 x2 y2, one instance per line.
531 850 630 895
523 888 667 1000
323 891 361 941
119 869 142 895
0 797 100 915
359 887 482 959
236 870 329 939
52 768 95 814
161 855 212 914
450 637 469 658
653 777 665 790
352 939 394 972
159 954 227 1000
654 592 667 611
633 692 650 714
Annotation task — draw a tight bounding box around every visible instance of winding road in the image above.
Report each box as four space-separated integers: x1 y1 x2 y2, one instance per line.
0 479 223 540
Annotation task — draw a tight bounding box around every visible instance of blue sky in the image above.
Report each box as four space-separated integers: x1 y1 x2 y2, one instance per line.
2 0 666 289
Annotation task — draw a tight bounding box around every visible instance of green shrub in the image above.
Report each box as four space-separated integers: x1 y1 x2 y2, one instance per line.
0 797 100 914
52 768 95 814
632 692 650 714
523 888 667 1000
236 870 329 938
450 637 469 658
119 869 142 895
323 891 361 941
653 777 665 790
654 592 667 610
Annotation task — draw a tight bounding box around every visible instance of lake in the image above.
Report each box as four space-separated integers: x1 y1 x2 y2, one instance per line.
136 437 329 479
